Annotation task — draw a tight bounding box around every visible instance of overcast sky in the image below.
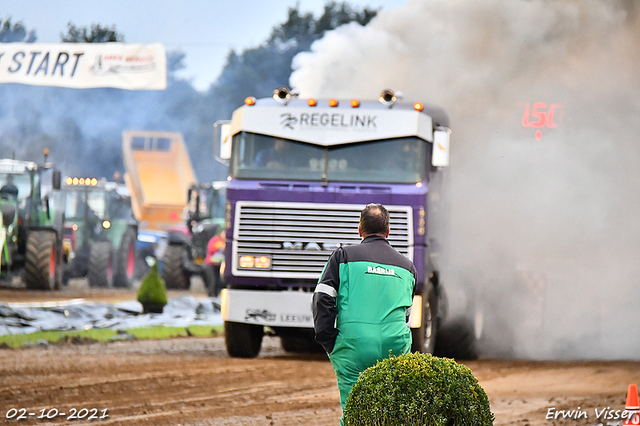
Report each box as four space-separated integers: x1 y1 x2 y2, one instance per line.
1 0 409 91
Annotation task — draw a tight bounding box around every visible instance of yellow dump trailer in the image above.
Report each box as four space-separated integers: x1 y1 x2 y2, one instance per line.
122 130 195 230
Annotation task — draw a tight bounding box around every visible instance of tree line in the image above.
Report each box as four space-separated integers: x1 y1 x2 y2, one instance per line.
0 2 377 182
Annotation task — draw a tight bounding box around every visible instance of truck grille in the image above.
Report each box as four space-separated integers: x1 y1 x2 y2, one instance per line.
232 201 413 279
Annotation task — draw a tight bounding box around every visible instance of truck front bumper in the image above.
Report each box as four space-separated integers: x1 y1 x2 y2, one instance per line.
220 288 314 328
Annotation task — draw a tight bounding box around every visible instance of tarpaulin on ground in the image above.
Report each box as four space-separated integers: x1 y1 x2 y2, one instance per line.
0 43 167 90
0 295 221 336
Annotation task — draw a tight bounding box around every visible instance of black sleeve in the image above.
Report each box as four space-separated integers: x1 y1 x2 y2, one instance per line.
312 249 342 354
412 264 418 295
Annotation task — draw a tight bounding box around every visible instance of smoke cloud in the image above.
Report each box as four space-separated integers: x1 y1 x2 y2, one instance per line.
290 0 640 360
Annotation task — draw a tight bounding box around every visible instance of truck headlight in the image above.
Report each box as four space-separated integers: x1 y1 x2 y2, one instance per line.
102 220 111 229
255 256 271 269
238 255 271 269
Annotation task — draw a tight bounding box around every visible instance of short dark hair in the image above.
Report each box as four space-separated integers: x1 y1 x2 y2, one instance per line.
360 203 389 235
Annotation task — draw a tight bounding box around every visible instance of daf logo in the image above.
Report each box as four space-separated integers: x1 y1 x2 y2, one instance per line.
282 241 341 251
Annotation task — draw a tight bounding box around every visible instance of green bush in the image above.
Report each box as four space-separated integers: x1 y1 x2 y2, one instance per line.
344 352 494 426
136 263 168 312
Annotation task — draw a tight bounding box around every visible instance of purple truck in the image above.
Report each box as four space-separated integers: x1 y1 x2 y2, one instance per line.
215 88 453 358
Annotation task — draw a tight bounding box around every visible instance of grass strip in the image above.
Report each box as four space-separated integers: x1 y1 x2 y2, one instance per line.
0 325 223 349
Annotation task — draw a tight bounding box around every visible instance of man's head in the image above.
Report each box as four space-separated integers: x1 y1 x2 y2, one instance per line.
359 203 390 238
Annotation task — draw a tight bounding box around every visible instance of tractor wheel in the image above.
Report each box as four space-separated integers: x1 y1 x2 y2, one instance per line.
162 244 189 289
114 227 137 288
88 241 114 288
224 321 263 358
411 282 438 354
24 231 57 290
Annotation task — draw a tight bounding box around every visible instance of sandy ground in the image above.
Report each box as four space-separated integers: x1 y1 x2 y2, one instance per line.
1 284 640 426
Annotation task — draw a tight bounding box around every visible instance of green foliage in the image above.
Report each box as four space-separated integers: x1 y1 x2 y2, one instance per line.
0 17 37 42
208 1 380 115
344 352 494 426
60 22 124 43
136 263 168 307
0 2 378 183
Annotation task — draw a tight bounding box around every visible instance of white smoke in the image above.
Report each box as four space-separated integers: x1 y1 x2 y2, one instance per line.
290 0 640 360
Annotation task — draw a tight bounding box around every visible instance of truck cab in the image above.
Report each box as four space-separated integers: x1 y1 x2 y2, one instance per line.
216 88 451 358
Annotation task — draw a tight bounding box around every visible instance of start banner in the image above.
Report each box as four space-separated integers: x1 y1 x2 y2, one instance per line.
0 42 167 90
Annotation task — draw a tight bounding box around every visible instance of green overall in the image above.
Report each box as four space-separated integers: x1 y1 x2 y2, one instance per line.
313 236 416 425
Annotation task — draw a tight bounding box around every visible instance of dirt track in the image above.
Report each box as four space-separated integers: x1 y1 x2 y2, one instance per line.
2 286 640 425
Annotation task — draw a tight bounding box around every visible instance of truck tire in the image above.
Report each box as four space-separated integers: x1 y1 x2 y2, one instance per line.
281 335 324 353
162 244 189 289
114 227 137 288
224 321 263 358
88 241 114 288
24 231 57 290
433 317 479 360
411 283 437 354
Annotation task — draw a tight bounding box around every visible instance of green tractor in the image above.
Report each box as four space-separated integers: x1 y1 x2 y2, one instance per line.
61 177 137 288
162 181 227 297
0 155 64 290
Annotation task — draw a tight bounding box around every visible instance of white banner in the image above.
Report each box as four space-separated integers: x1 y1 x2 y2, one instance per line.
0 43 166 90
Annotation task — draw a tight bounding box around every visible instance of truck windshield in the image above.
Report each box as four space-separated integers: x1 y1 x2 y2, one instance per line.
230 133 428 183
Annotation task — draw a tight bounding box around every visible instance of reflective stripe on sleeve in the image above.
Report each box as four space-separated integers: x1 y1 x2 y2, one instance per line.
315 283 337 298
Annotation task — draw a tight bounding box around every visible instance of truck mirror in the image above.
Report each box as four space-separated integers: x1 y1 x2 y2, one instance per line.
213 121 231 165
52 170 62 190
431 127 451 167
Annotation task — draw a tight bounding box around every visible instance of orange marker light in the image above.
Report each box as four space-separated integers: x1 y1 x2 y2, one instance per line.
414 102 424 111
66 177 72 185
350 99 360 108
245 97 256 106
329 99 339 107
72 178 79 185
308 98 317 107
91 178 98 186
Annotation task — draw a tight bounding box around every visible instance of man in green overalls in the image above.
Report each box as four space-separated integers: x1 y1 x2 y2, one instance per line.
312 203 417 425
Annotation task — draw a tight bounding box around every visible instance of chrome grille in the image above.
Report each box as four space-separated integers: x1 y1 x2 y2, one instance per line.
232 201 413 279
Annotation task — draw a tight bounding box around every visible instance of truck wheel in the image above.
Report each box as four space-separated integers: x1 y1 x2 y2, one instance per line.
224 321 263 358
88 241 114 288
114 227 137 288
411 283 437 354
433 317 479 360
281 336 324 353
24 231 57 290
162 244 189 289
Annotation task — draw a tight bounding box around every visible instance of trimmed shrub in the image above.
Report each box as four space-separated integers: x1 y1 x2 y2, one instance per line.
136 263 168 313
344 352 494 426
